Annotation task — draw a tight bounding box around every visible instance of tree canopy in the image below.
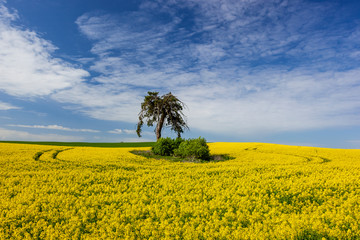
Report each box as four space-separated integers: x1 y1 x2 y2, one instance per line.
136 92 189 140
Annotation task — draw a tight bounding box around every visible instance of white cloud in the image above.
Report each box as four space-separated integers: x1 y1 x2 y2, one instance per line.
0 1 17 22
108 129 136 135
75 11 193 88
0 128 84 141
108 129 122 134
0 2 89 97
0 101 19 110
176 68 360 136
52 83 141 123
120 137 154 142
8 124 100 133
123 129 136 134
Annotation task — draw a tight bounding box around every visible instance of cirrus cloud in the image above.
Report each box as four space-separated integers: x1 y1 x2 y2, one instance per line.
8 124 100 133
0 127 84 141
0 101 20 110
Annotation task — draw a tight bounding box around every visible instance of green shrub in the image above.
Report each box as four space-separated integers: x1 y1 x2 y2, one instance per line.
151 137 184 156
174 137 210 160
172 137 184 150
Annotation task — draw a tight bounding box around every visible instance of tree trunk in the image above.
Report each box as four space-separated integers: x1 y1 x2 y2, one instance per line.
156 113 166 140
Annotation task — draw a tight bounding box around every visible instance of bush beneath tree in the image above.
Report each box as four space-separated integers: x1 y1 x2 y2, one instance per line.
151 137 183 156
174 137 210 160
151 137 210 161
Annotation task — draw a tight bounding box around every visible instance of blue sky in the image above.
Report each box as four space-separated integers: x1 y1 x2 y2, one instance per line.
1 0 360 148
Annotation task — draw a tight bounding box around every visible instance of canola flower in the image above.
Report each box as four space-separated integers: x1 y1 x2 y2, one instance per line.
0 142 360 239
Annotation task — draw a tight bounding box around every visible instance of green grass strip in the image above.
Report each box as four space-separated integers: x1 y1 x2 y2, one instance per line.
130 150 234 163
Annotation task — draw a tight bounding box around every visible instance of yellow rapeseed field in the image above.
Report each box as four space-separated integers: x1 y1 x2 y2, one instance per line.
0 142 360 239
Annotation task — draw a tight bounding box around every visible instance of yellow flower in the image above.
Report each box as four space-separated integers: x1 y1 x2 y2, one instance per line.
1 142 359 239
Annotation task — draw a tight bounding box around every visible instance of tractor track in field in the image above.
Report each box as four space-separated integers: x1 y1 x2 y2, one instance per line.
33 148 74 161
51 148 74 159
244 147 332 164
33 149 52 161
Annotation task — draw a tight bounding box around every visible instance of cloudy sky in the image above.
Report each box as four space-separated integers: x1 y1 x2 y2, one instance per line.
1 0 360 148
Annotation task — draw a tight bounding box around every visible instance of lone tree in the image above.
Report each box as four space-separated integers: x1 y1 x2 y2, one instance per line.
136 92 189 140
